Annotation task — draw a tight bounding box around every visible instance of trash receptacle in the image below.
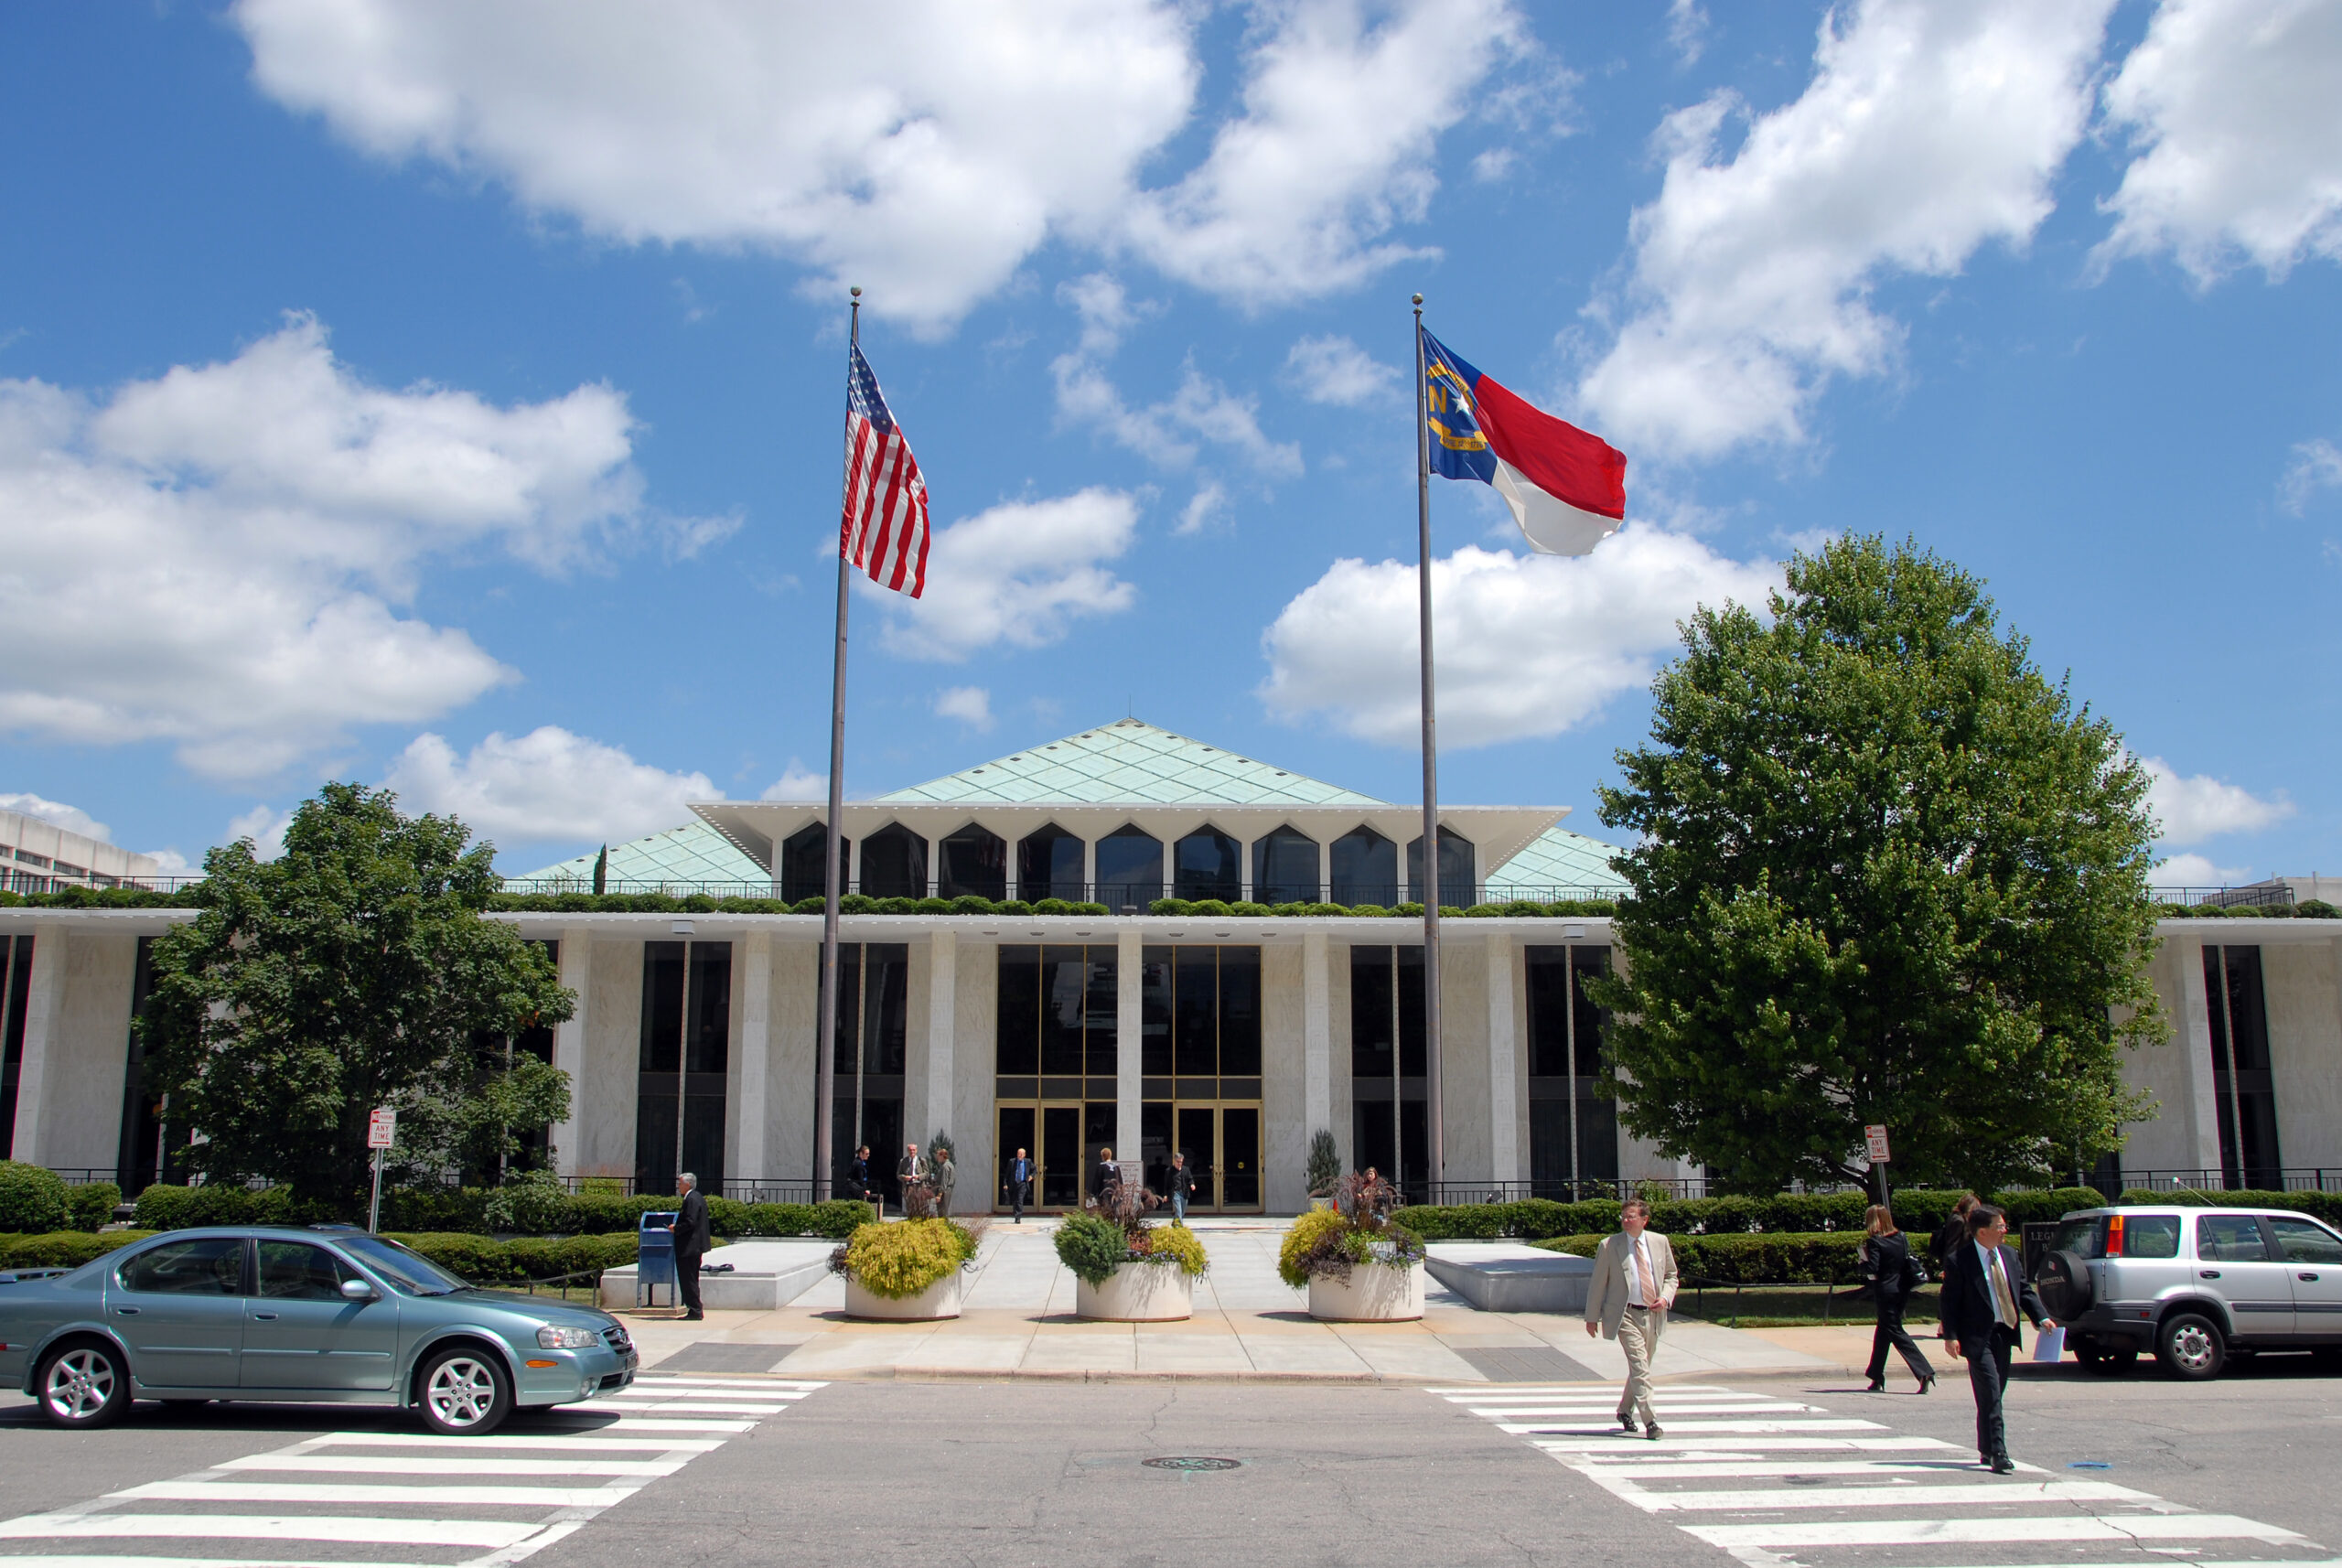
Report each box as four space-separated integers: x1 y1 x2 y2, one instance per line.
636 1211 678 1309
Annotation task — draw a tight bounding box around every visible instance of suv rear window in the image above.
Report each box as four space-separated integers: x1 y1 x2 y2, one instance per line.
2196 1213 2272 1262
2047 1218 2104 1258
2111 1214 2180 1258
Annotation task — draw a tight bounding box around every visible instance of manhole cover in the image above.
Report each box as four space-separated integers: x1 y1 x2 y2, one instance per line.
1143 1456 1241 1472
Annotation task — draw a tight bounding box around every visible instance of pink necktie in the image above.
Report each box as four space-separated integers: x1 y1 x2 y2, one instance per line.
1636 1241 1659 1306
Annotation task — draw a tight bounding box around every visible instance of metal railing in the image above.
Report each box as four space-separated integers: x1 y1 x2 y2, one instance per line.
1420 1177 1716 1206
2150 886 2297 908
42 1168 121 1187
548 1175 822 1203
2122 1168 2342 1194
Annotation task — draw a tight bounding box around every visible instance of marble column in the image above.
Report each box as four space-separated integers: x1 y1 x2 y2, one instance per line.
1487 929 1520 1185
1117 928 1143 1156
549 926 593 1179
6 924 66 1165
1302 929 1332 1141
734 928 773 1180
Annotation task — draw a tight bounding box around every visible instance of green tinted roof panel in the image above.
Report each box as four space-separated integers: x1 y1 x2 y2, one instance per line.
879 717 1382 807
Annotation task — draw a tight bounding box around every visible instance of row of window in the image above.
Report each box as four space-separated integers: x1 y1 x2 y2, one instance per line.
778 821 1478 908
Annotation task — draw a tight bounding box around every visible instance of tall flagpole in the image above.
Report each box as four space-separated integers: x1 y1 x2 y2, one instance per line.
1412 293 1445 1200
814 286 861 1205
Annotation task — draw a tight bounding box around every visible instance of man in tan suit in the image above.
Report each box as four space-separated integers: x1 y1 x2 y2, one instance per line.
1583 1197 1680 1439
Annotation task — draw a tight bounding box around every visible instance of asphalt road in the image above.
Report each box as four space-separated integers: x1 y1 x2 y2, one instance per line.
1 1355 2337 1568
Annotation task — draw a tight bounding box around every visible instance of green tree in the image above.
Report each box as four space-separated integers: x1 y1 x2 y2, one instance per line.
142 782 575 1211
1589 536 2162 1193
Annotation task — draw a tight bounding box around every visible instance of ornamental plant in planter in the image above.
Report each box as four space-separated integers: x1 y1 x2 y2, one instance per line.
829 1218 978 1320
1054 1182 1209 1321
1278 1172 1427 1322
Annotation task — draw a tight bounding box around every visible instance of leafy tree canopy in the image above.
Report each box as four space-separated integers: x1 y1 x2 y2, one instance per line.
142 782 575 1211
1589 536 2162 1193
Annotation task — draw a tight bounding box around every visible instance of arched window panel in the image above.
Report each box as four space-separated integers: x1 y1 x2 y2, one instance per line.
1406 828 1477 908
1016 823 1085 903
1095 823 1163 911
1172 825 1241 902
938 822 1007 901
1330 826 1398 908
860 822 929 900
1250 825 1319 905
780 822 851 906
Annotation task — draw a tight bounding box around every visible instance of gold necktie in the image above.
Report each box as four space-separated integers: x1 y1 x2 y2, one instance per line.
1990 1251 2018 1328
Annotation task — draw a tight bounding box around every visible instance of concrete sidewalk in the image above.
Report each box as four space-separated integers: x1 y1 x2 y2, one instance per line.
614 1221 1835 1385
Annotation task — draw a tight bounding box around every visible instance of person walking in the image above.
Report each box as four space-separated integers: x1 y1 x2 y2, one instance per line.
898 1141 929 1219
1008 1147 1033 1222
1860 1204 1936 1393
1092 1145 1120 1208
1584 1197 1679 1439
669 1172 710 1322
847 1144 875 1204
932 1143 956 1218
1167 1152 1196 1221
1940 1203 2054 1473
1929 1193 1980 1341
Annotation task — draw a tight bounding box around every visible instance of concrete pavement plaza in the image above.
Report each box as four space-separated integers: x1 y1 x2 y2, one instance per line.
621 1218 1835 1382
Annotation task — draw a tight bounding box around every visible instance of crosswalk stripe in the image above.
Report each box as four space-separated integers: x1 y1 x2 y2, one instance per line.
1494 1417 1887 1434
0 1515 539 1549
1682 1513 2313 1549
590 1401 790 1414
1460 1402 1818 1417
1617 1478 2165 1511
219 1454 688 1477
1516 1434 1952 1450
300 1433 725 1453
527 1416 754 1433
1552 1458 2026 1479
0 1557 448 1568
1429 1383 1742 1394
625 1377 820 1390
113 1480 643 1509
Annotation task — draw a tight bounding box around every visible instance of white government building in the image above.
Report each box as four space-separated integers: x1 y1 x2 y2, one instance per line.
4 719 2338 1208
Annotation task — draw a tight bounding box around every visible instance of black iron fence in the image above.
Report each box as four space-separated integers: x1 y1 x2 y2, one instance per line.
2122 1168 2342 1194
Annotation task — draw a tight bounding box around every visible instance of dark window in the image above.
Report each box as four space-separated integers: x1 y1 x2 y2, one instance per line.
117 936 163 1190
995 944 1117 1086
0 934 31 1159
1331 827 1398 907
1041 946 1088 1075
1349 946 1393 1079
1097 824 1163 910
119 1236 245 1295
781 822 850 906
860 822 929 899
1406 827 1477 908
2120 1216 2181 1258
1525 944 1615 1194
2267 1216 2342 1265
938 823 1007 901
637 941 731 1193
2204 945 2282 1187
995 947 1040 1075
1173 826 1242 902
1174 949 1217 1077
256 1241 363 1300
832 942 907 1198
1252 825 1319 905
1219 948 1262 1075
1016 824 1085 903
1141 945 1174 1076
2196 1213 2271 1262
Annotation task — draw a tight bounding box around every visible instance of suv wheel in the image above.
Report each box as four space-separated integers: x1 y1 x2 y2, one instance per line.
2157 1312 2226 1380
36 1341 131 1429
417 1347 512 1435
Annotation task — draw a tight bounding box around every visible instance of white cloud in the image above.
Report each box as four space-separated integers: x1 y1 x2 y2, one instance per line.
0 317 703 779
1051 275 1301 477
1123 0 1520 301
2096 0 2342 285
0 791 111 843
1577 0 2112 461
1667 0 1712 67
2281 437 2342 513
383 726 717 846
2154 851 2255 888
1285 334 1402 407
1259 526 1781 747
2140 757 2294 845
760 760 827 802
227 804 292 861
1176 482 1228 537
142 847 199 877
876 488 1141 661
933 686 994 731
234 0 1196 333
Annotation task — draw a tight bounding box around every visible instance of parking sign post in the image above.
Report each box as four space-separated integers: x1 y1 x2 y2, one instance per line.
1864 1123 1891 1206
366 1107 397 1233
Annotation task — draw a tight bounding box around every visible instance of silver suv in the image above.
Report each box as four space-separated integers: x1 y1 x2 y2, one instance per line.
2032 1206 2342 1380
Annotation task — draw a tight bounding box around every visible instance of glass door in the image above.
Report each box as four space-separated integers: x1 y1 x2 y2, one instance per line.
1176 1107 1216 1209
1221 1107 1260 1207
996 1106 1035 1212
1040 1105 1080 1208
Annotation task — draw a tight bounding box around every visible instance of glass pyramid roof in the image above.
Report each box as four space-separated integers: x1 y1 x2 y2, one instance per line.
1485 823 1629 895
877 717 1383 807
522 819 765 885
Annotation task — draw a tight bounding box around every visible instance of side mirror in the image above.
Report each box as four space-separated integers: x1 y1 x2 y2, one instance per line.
341 1277 379 1301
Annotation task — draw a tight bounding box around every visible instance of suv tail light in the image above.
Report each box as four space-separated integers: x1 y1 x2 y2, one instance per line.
2107 1215 2124 1254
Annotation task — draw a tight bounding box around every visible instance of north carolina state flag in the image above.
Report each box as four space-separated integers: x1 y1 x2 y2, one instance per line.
1422 328 1627 555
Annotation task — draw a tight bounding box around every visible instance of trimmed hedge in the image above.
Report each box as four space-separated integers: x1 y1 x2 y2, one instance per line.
67 1183 123 1231
1533 1230 1870 1284
132 1183 873 1240
386 1232 641 1283
0 1161 70 1232
0 1230 154 1269
1394 1187 2107 1242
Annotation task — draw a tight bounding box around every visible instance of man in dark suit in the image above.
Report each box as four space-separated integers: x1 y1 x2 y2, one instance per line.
1939 1203 2053 1472
670 1172 711 1322
1008 1147 1033 1222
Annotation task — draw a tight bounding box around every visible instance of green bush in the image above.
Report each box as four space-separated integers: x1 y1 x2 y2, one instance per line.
0 1161 70 1233
388 1231 638 1283
1393 1187 2095 1244
66 1183 122 1231
131 1183 874 1240
1054 1212 1133 1285
1534 1230 1868 1283
834 1219 976 1299
0 1230 154 1269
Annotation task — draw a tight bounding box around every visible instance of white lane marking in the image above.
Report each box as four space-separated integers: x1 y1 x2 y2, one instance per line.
1429 1383 1742 1393
219 1455 688 1478
1682 1514 2313 1550
300 1432 725 1453
1463 1402 1819 1418
623 1378 821 1390
0 1515 537 1549
525 1416 753 1433
1494 1418 1887 1434
1519 1434 1954 1452
586 1401 789 1414
1550 1458 2030 1480
114 1481 642 1509
1623 1478 2168 1512
0 1558 446 1568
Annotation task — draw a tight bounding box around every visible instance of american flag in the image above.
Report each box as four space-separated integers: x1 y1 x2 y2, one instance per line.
841 343 930 597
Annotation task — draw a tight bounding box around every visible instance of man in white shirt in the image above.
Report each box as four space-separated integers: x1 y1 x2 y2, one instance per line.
1584 1197 1680 1438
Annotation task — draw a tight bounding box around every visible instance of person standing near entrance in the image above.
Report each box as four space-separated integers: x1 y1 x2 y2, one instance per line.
1168 1152 1196 1221
932 1143 956 1218
669 1172 710 1322
1859 1205 1936 1393
1940 1203 2053 1473
847 1144 876 1205
1092 1146 1119 1208
1584 1197 1678 1439
898 1142 929 1218
1008 1147 1033 1221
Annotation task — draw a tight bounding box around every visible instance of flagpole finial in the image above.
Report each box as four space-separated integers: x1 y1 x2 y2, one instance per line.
850 285 862 297
1412 293 1423 306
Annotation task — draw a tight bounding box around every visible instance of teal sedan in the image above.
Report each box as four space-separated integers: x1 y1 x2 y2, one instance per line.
0 1225 636 1434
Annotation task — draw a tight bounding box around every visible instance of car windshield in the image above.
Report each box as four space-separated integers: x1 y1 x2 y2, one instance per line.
338 1235 470 1296
2047 1218 2104 1259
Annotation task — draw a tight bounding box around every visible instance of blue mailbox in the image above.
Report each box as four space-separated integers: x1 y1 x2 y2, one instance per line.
636 1210 679 1309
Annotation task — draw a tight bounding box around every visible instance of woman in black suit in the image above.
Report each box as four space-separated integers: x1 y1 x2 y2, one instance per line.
1861 1205 1936 1392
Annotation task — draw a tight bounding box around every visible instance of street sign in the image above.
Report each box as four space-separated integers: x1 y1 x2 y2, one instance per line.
1864 1123 1891 1164
367 1107 397 1149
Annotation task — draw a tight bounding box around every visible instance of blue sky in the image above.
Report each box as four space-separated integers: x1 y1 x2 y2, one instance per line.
2 0 2336 886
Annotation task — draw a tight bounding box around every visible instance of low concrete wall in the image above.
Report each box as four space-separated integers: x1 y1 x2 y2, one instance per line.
1426 1242 1594 1314
599 1240 836 1311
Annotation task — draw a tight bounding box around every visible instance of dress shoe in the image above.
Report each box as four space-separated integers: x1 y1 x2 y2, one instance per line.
683 1311 704 1321
1645 1423 1663 1441
1916 1374 1936 1395
1990 1454 2016 1475
1618 1416 1638 1434
1864 1376 1885 1392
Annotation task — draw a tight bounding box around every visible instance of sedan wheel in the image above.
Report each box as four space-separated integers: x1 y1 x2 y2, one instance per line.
418 1348 511 1435
2157 1312 2226 1380
38 1343 130 1429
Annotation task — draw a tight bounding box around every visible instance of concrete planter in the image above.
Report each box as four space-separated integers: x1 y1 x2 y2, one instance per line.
843 1270 963 1321
1076 1260 1194 1322
1307 1260 1424 1322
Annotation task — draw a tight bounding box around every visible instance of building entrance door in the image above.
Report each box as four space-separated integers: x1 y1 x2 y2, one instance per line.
1164 1102 1262 1213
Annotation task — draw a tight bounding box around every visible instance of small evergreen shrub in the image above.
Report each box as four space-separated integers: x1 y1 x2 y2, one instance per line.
0 1230 152 1269
66 1182 122 1231
0 1162 70 1233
